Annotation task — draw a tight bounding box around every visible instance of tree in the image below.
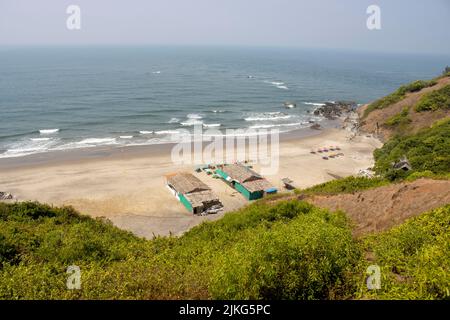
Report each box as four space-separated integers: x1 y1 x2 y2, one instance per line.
444 66 450 76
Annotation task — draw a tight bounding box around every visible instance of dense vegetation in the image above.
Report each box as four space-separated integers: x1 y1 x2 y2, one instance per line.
0 201 361 299
360 205 450 299
384 107 411 127
373 119 450 180
363 79 437 118
415 84 450 112
1 200 448 300
296 176 389 195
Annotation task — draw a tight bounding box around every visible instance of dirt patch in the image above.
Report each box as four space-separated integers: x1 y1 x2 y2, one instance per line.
307 178 450 236
358 76 450 141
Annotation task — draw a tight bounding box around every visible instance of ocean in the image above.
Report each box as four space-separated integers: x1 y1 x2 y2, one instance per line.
0 46 448 159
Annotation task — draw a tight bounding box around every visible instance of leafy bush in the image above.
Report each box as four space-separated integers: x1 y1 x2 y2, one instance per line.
443 66 450 77
363 79 437 118
296 176 389 195
360 205 450 299
210 209 359 299
384 107 411 127
1 197 449 300
374 119 450 180
0 201 361 300
415 84 450 112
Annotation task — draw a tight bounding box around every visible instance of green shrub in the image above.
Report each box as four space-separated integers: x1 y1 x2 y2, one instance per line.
384 107 411 127
415 84 450 112
210 209 359 299
363 79 437 118
1 199 448 300
374 119 450 180
360 205 450 299
296 176 389 195
0 200 361 300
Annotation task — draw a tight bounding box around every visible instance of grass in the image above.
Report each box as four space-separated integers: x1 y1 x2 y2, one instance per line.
384 107 411 127
415 84 450 112
0 200 361 300
295 176 390 196
363 79 437 118
373 119 450 180
1 200 449 300
358 204 450 299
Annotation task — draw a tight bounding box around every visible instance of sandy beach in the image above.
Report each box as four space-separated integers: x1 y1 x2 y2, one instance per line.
0 127 382 238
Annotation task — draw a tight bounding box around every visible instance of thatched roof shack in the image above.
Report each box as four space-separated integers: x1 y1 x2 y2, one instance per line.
216 164 276 200
166 173 210 194
166 173 223 215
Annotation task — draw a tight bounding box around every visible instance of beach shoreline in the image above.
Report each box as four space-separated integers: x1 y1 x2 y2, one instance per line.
0 121 382 238
0 118 340 170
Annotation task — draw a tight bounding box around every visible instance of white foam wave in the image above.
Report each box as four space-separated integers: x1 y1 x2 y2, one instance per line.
304 102 326 107
168 118 180 123
76 138 117 145
154 130 181 135
264 81 284 86
39 129 59 134
264 80 289 90
139 131 154 135
186 114 203 120
249 122 304 129
181 119 203 126
244 112 291 122
119 136 133 139
203 123 221 128
0 138 59 158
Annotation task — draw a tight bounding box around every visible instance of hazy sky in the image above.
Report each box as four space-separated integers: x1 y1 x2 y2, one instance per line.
1 0 449 54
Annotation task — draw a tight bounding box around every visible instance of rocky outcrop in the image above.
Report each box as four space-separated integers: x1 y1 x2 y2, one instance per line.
313 101 358 119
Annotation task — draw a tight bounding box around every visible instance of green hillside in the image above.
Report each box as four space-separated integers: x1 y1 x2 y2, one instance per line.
374 119 450 180
1 199 449 300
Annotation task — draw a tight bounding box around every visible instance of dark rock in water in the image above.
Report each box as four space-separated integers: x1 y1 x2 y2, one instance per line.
313 101 357 119
310 123 321 130
0 192 13 200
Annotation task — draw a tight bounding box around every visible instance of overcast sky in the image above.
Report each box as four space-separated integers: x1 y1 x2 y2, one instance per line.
0 0 449 54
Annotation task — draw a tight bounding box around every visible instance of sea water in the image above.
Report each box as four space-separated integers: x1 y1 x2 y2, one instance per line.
0 45 448 158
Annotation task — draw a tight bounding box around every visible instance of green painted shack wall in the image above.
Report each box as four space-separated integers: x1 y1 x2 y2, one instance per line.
215 169 228 180
249 190 264 200
216 168 264 200
178 193 193 212
234 182 251 200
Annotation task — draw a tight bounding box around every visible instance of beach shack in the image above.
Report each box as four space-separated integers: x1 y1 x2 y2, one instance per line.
166 173 223 215
215 164 277 200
